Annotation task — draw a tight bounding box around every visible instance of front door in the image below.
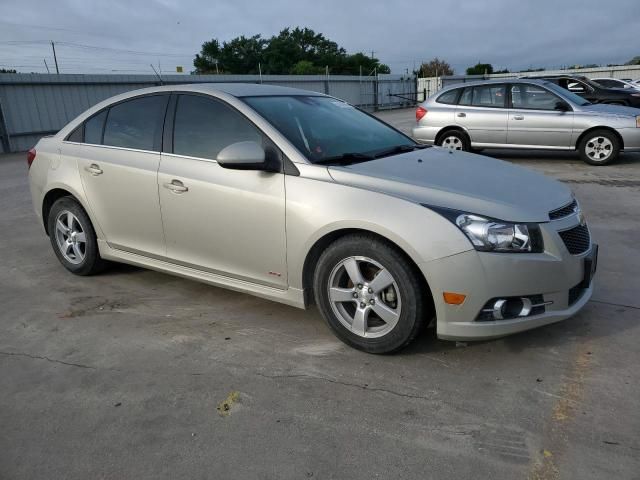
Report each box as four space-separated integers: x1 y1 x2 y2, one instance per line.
158 94 287 288
507 84 574 148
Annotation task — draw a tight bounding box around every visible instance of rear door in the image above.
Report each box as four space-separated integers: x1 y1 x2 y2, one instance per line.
157 94 287 288
506 83 574 148
455 84 508 145
74 94 169 257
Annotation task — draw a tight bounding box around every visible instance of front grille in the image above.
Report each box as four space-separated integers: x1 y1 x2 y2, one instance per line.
568 284 585 306
549 199 578 220
558 224 590 255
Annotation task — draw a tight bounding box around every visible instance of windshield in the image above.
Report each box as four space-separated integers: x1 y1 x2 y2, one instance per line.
544 82 591 106
242 95 416 163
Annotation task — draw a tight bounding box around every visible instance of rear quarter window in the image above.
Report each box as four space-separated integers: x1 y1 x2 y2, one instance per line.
436 89 461 105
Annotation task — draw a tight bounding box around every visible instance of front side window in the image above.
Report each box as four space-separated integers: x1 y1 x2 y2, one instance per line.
242 95 414 163
471 84 506 108
103 95 168 151
172 95 263 160
511 84 562 110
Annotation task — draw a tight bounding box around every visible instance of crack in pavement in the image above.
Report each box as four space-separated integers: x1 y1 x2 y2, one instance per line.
0 351 95 370
256 372 436 401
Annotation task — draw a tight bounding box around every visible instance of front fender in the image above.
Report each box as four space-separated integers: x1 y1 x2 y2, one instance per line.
285 168 472 290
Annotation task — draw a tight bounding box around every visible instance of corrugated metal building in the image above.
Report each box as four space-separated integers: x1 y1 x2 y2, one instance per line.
0 73 416 153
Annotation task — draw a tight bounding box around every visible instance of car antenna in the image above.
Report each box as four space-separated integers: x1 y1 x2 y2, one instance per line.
150 63 164 86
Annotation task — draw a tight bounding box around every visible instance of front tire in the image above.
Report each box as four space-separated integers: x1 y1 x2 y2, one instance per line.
47 197 107 275
313 234 427 354
578 129 620 165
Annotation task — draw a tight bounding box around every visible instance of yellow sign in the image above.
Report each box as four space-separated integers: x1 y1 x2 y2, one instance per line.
176 66 183 73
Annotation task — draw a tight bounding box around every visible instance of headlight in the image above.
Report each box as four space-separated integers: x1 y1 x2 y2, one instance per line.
427 206 544 253
455 214 542 252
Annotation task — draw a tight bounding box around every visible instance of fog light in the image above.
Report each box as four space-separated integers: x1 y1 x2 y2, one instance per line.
477 295 551 321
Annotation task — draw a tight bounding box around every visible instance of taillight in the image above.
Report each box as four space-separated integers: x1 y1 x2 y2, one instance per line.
27 148 36 169
416 106 428 122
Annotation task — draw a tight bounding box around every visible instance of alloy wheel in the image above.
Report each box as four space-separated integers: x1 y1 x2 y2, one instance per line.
54 210 87 264
441 135 463 150
585 136 613 162
327 256 402 338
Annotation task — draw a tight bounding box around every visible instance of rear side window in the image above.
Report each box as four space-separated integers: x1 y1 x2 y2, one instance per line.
103 95 168 151
436 89 461 105
471 84 506 107
84 110 108 145
172 95 262 160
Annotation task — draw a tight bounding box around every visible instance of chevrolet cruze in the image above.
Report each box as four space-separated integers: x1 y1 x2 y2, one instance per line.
27 83 597 353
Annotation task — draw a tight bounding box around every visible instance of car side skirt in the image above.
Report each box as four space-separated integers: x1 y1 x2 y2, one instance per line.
98 240 307 309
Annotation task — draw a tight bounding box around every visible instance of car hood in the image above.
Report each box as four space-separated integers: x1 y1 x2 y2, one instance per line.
327 148 573 223
578 103 640 116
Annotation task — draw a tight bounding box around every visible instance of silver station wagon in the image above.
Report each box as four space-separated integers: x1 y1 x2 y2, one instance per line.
29 83 597 353
413 78 640 165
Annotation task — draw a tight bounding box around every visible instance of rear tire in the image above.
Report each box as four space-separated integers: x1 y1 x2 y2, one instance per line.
313 234 427 354
47 197 108 275
578 129 620 165
436 130 470 152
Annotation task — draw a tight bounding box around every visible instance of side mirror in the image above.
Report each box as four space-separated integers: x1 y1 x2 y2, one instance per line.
554 101 571 112
217 141 279 172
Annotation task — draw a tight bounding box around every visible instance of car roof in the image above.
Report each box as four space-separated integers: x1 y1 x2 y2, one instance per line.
438 77 553 90
118 82 326 98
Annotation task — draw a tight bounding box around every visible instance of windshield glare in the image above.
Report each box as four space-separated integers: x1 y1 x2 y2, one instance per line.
544 82 591 106
242 95 415 163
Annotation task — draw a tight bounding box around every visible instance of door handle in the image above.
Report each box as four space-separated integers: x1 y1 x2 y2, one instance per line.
513 115 524 120
457 112 466 118
85 164 103 176
163 180 189 193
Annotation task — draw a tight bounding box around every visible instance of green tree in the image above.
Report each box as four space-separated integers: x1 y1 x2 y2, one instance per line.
625 56 640 65
0 68 17 73
466 63 494 75
417 58 453 77
290 60 322 74
193 27 390 75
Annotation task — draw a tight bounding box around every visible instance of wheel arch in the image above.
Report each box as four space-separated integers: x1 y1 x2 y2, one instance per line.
301 228 435 315
575 126 624 151
435 126 471 146
41 186 97 236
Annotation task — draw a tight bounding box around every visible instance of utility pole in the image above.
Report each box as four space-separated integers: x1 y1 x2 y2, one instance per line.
43 59 50 74
50 41 59 74
370 50 375 59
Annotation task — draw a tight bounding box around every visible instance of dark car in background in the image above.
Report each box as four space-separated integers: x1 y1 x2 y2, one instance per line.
523 75 640 108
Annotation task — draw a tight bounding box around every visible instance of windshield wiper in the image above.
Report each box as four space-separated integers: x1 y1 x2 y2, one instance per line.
314 152 375 165
372 144 429 159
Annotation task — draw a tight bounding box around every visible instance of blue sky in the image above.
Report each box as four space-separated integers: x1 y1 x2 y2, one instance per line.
1 0 638 74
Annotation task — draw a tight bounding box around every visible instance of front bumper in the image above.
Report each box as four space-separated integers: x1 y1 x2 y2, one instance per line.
419 224 596 341
617 127 640 152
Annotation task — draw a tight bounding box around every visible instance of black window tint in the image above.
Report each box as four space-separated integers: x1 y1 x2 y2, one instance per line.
437 89 460 104
103 95 167 151
173 95 262 160
511 85 561 110
67 125 83 142
471 84 506 108
597 79 617 88
459 87 473 105
84 110 107 145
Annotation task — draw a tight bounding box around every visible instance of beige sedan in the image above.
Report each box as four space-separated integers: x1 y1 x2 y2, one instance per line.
28 83 596 353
